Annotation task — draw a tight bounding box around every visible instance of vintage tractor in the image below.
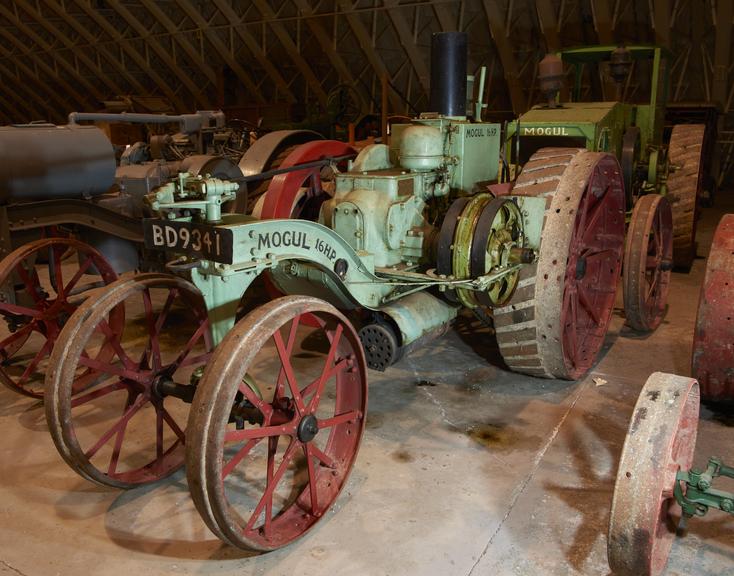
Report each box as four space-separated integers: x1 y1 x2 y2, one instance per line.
502 45 707 336
0 116 352 399
33 32 631 551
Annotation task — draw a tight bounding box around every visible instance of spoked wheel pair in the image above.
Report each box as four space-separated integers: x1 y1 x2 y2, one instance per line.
608 372 700 576
46 274 367 551
496 148 625 379
0 237 118 399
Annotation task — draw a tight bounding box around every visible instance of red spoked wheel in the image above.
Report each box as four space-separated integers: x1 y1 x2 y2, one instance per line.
623 195 673 332
0 238 119 398
692 214 734 401
496 148 625 379
257 140 357 220
608 372 700 576
45 273 212 488
187 295 367 551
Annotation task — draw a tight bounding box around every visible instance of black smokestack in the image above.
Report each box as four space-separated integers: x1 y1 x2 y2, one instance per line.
429 32 467 117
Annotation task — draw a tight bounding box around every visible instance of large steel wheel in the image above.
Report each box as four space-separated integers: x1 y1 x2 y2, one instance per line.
496 148 625 379
45 273 212 488
623 195 673 332
667 124 705 269
608 372 699 576
256 140 357 221
0 238 118 398
187 295 367 551
692 214 734 401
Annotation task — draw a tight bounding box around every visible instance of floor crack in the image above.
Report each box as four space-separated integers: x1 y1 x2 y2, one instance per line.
466 381 588 576
1 560 30 576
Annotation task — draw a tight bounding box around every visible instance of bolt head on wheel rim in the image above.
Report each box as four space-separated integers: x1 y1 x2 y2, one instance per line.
187 295 367 551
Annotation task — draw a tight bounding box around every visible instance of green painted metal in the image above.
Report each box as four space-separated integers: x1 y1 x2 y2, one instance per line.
379 291 458 348
675 457 734 521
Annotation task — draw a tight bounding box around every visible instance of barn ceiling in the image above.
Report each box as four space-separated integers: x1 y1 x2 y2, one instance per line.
0 0 731 127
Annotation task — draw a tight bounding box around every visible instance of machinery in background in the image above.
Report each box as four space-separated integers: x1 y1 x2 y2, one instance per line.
503 45 709 272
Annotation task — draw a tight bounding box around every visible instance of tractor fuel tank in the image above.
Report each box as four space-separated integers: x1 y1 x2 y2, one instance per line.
0 123 116 203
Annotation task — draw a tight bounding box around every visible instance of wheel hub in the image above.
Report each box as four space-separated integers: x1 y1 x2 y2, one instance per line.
297 414 319 443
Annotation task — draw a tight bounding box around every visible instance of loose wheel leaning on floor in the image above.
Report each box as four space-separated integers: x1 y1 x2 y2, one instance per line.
623 195 674 332
186 295 367 551
691 213 734 401
45 273 212 488
0 237 119 398
608 372 699 576
495 148 626 379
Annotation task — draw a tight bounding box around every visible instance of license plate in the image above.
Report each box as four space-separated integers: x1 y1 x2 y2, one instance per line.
143 219 234 264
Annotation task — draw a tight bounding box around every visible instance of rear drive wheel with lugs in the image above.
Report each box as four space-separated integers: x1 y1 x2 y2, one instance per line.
496 148 625 379
667 124 705 269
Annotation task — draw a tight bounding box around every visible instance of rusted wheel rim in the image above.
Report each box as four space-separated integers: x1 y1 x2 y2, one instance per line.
45 273 212 488
608 372 699 576
0 238 118 398
259 140 357 220
692 214 734 401
560 155 625 378
623 195 673 332
187 295 367 551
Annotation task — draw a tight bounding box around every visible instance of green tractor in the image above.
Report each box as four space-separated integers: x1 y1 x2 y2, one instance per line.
502 44 707 310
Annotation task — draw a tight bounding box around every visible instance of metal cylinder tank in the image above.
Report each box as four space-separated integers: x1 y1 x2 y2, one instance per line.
0 124 116 202
429 32 468 117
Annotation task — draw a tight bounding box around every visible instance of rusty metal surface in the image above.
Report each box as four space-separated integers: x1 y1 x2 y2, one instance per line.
692 213 734 400
237 130 322 178
45 273 211 488
496 147 625 380
186 294 367 551
608 372 700 576
623 194 673 332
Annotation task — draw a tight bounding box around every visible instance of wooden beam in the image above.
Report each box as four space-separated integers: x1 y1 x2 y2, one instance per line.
482 0 525 114
712 0 732 110
291 0 358 88
0 59 55 121
106 0 210 109
652 0 671 49
138 0 219 89
336 0 403 112
251 0 329 107
71 0 188 112
591 0 615 44
0 6 97 110
211 0 296 103
535 0 561 51
42 0 149 97
433 2 458 31
173 0 267 105
13 0 125 97
382 0 431 94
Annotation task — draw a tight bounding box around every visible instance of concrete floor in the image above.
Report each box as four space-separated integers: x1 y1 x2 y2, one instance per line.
1 197 734 576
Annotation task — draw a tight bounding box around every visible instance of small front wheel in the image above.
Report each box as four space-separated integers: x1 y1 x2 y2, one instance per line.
187 295 367 551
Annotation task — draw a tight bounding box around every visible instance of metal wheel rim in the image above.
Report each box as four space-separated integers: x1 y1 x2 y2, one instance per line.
608 372 699 576
436 197 471 303
0 238 118 398
187 295 367 551
692 213 734 401
623 195 673 332
45 273 212 488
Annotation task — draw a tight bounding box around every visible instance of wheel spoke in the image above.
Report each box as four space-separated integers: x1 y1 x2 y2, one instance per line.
309 444 336 469
273 328 305 415
245 437 298 532
304 443 319 514
15 264 45 307
78 355 151 383
96 318 136 370
226 422 293 441
141 289 160 370
264 435 279 536
222 437 262 479
301 357 348 400
581 186 610 243
237 380 273 420
306 324 342 412
71 380 128 408
84 393 146 459
577 288 601 326
16 338 52 385
63 256 94 295
275 315 301 398
169 319 210 370
52 249 65 298
160 404 186 442
0 323 35 358
0 302 43 319
318 409 361 430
